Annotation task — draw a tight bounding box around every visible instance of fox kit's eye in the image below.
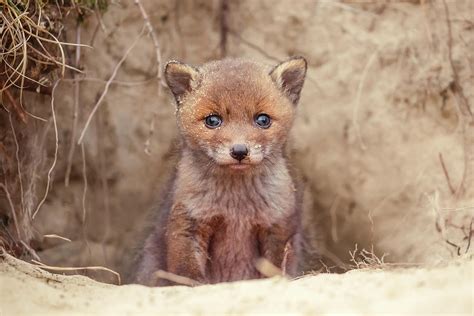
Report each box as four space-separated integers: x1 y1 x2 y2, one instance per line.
205 115 222 128
255 114 271 129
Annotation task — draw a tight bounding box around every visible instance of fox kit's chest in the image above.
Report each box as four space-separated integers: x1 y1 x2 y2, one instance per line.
177 169 296 226
176 171 297 283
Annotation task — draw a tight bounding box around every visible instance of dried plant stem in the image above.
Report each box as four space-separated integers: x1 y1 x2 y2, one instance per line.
352 47 379 151
8 113 25 217
81 143 88 224
77 25 146 145
43 234 71 242
219 0 229 58
329 196 340 243
96 109 110 264
438 153 456 195
133 0 163 84
65 23 82 187
154 270 201 287
442 0 474 198
32 80 60 219
134 0 164 154
31 259 121 285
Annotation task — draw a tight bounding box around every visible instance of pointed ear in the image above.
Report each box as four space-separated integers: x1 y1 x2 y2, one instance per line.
270 56 307 105
164 61 200 105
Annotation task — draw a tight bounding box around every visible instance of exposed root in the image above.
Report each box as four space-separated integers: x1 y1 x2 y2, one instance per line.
77 25 146 144
32 80 60 219
349 244 388 269
31 259 121 285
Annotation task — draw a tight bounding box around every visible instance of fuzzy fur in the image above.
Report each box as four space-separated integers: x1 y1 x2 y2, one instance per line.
135 57 307 286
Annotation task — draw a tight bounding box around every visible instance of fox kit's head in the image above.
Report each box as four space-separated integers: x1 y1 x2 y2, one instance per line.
164 57 307 171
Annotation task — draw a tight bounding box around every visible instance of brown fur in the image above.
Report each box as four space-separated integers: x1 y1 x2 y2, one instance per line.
135 57 307 286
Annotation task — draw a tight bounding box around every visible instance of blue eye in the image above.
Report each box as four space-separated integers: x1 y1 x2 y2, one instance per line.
255 114 271 128
205 115 222 128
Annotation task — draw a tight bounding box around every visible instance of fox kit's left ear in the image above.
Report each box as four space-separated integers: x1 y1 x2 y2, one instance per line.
164 61 200 105
270 56 307 106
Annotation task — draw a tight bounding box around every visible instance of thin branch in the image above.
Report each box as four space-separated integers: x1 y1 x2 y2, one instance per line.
329 196 340 243
133 0 165 155
442 0 473 199
65 22 81 187
133 0 163 84
8 113 25 217
352 47 379 151
219 0 230 58
81 143 88 224
31 259 121 285
465 219 473 254
32 80 60 219
77 25 146 144
438 152 456 195
43 234 71 242
154 270 201 287
442 0 473 120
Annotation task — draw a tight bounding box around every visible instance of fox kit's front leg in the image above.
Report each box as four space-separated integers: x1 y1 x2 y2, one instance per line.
165 204 214 285
259 219 299 277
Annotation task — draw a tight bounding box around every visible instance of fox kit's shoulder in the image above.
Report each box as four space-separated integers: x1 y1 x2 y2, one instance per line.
135 57 307 286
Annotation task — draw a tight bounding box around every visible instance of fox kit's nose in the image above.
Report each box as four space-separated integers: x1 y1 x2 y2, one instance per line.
230 144 249 162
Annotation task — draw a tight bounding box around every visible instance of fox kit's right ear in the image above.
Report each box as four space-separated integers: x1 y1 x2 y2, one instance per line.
164 61 199 105
270 56 307 106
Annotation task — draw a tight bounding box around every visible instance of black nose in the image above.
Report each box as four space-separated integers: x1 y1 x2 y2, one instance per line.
230 144 249 161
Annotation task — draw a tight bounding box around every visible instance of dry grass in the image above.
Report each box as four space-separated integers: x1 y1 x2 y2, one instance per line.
0 0 102 259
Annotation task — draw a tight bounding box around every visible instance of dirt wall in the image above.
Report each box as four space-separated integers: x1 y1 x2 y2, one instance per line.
2 0 472 282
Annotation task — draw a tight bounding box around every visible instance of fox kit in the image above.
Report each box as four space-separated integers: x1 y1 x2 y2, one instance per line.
135 57 307 286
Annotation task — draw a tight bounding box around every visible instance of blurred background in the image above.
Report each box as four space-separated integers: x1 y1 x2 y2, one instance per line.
1 0 472 283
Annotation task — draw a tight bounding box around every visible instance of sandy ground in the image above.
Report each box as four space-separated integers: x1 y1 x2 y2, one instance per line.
1 254 472 315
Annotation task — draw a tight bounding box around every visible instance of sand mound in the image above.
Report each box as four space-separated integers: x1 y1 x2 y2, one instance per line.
1 254 472 315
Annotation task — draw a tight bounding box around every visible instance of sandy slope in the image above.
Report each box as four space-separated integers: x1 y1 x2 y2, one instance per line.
1 255 472 316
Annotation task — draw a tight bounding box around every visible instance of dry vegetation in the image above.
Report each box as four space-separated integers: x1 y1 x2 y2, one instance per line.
0 0 473 314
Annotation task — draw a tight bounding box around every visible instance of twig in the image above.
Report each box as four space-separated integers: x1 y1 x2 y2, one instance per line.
144 111 156 155
352 47 379 151
442 0 473 120
31 259 121 285
438 152 456 195
154 270 201 287
329 196 340 242
133 0 163 85
219 0 229 58
281 241 293 276
8 113 25 217
133 0 165 155
43 234 71 242
465 219 473 254
96 108 110 265
20 240 40 261
65 22 81 187
442 0 474 199
81 143 88 224
77 25 146 144
32 80 60 219
62 76 155 87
